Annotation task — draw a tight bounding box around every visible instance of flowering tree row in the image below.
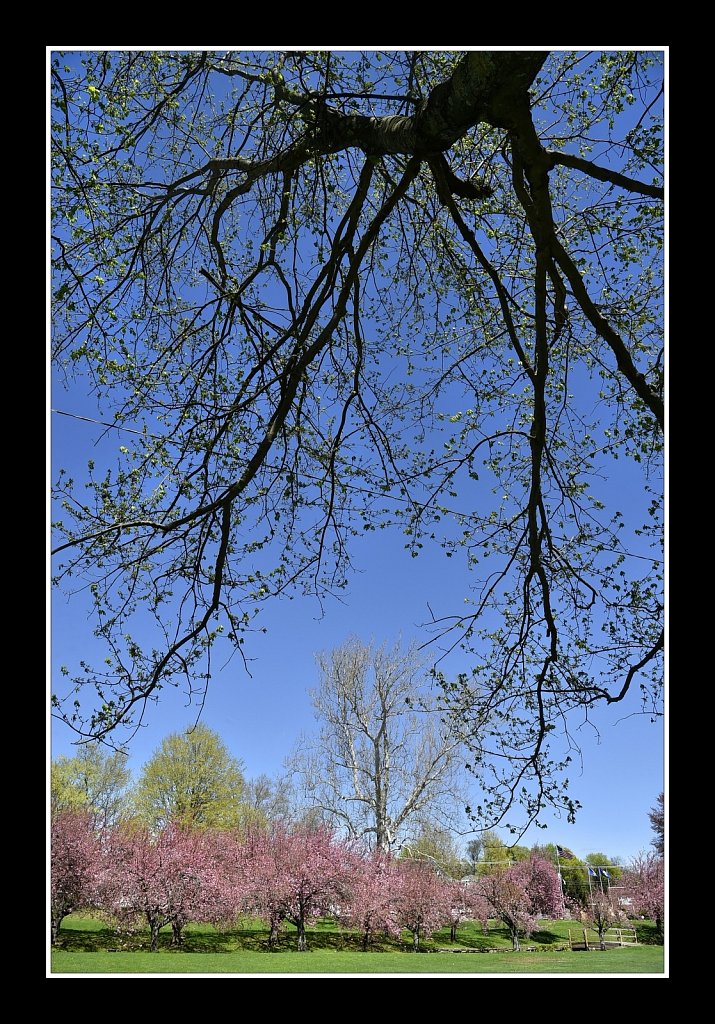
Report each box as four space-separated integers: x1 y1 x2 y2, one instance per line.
52 813 658 952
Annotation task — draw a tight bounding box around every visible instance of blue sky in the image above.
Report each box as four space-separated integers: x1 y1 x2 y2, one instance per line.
50 395 664 861
49 47 665 863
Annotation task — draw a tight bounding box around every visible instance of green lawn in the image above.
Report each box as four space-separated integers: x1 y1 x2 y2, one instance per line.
50 916 664 975
51 946 664 974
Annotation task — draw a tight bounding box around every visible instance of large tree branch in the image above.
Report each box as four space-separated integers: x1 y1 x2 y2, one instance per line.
546 149 664 200
602 629 664 705
507 100 665 431
61 158 422 740
164 51 548 206
550 237 664 428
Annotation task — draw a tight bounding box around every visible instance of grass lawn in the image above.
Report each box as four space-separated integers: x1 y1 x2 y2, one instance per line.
51 946 664 975
50 916 664 975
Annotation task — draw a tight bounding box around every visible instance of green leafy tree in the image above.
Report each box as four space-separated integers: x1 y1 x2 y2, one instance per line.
556 861 588 908
466 838 483 874
585 851 623 886
509 844 532 863
476 830 512 876
51 743 130 828
649 792 664 857
51 49 664 833
400 823 469 879
528 842 556 860
132 724 247 830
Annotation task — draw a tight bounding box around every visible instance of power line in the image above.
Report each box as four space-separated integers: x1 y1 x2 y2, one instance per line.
51 408 168 443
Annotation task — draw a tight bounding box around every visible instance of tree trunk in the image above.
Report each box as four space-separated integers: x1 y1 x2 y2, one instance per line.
149 919 161 952
412 926 420 951
511 927 520 951
51 913 63 946
171 920 183 947
450 922 457 942
297 919 307 951
268 916 280 949
362 926 371 952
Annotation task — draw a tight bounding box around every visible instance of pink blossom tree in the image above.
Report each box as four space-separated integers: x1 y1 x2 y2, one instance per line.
204 828 252 929
479 873 536 951
339 850 405 950
234 828 289 947
242 826 352 951
622 851 664 937
446 879 490 943
51 810 99 944
162 827 235 945
480 856 562 950
397 861 452 950
583 891 626 949
511 856 564 919
98 822 229 950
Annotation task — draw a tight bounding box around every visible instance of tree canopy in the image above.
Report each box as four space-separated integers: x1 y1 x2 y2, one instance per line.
51 743 130 829
51 49 664 835
131 723 247 830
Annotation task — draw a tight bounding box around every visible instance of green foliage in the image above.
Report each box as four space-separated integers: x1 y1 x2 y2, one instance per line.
585 852 623 884
51 744 130 828
466 838 483 870
649 793 664 857
131 724 248 830
474 830 511 875
400 824 469 879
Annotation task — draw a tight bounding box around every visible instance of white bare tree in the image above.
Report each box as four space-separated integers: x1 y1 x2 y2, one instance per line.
289 638 471 851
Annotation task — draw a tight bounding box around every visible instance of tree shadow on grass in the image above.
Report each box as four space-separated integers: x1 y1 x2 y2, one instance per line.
431 921 513 950
530 928 564 946
55 924 118 952
57 918 398 955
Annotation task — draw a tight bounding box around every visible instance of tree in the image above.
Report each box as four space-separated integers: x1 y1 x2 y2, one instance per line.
466 838 483 874
512 855 564 918
649 793 664 857
51 744 130 828
446 878 490 942
475 829 511 876
479 873 535 952
289 638 468 851
622 851 664 937
241 825 351 951
97 822 227 950
479 855 562 949
538 847 590 909
51 49 664 833
339 849 405 950
234 828 288 948
50 810 99 944
583 890 625 949
132 724 247 831
243 773 296 825
584 851 622 889
396 860 452 950
401 823 470 879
